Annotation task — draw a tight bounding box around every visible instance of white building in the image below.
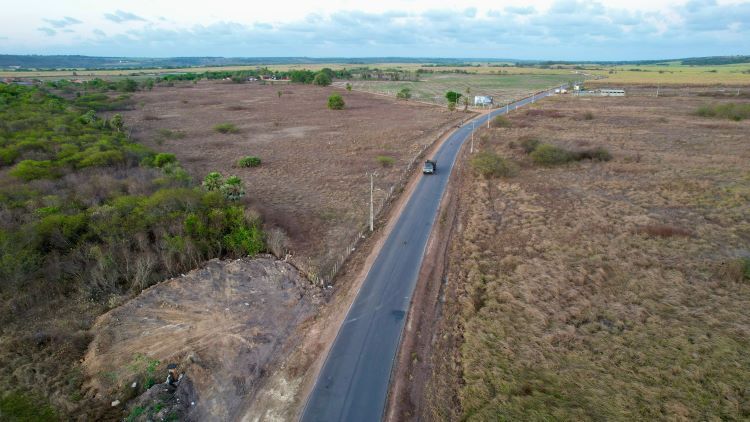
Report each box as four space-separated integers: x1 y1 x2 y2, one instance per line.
474 95 493 106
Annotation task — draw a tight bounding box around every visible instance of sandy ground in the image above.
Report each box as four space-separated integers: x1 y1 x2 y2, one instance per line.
414 93 750 420
118 81 465 281
82 256 321 420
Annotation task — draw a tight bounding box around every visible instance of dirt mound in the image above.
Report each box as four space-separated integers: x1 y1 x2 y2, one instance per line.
82 256 321 420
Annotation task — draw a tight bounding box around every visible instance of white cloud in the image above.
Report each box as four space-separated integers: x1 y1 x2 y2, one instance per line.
0 1 748 59
104 10 146 23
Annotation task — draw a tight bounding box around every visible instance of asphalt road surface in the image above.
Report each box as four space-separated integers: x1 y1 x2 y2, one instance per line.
301 88 564 422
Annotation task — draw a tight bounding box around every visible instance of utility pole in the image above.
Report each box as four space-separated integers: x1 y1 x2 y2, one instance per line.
471 120 475 153
369 172 375 232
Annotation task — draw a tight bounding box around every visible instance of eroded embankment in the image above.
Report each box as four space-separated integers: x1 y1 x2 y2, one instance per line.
82 256 321 421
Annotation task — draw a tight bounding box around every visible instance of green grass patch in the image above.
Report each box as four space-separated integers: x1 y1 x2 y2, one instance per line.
696 103 750 121
376 155 395 167
237 156 261 167
0 392 58 421
214 123 239 134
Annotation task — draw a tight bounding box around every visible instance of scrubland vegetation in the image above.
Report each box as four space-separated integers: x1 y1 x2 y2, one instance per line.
0 83 263 418
428 95 750 421
696 102 750 121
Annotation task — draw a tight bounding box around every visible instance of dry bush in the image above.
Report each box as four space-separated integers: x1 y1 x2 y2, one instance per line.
526 109 563 118
266 227 290 258
717 257 750 283
143 114 161 121
635 224 693 238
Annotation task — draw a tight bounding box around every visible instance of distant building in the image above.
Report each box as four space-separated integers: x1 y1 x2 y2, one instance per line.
576 88 626 97
474 95 493 106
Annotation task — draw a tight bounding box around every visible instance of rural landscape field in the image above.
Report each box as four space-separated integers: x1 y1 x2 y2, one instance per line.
1 0 750 420
420 93 750 420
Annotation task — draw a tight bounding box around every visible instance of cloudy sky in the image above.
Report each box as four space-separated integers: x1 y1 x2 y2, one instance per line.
0 0 748 60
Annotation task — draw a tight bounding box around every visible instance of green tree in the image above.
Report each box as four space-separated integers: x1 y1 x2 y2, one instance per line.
110 114 124 132
319 68 336 80
396 88 411 100
313 72 332 86
445 91 462 104
116 78 138 92
327 94 345 110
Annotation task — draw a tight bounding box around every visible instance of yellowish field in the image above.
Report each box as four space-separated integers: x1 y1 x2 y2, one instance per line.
587 63 750 85
3 61 749 86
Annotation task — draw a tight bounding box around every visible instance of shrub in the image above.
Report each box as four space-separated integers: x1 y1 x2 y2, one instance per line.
313 72 332 86
238 156 261 167
519 136 541 154
153 153 177 168
214 123 239 134
575 147 612 162
266 227 290 258
346 83 352 91
78 150 125 168
327 94 345 110
0 146 20 165
719 257 750 282
220 176 245 201
583 111 595 120
530 144 575 166
492 116 512 128
156 129 186 140
396 88 411 100
470 152 519 178
376 155 395 167
9 160 58 180
202 172 223 191
696 103 750 121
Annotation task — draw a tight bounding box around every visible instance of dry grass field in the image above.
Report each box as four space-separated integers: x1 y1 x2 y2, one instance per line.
426 94 750 420
334 73 574 106
117 81 464 281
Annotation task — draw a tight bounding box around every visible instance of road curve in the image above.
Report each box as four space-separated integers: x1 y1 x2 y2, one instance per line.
301 87 564 422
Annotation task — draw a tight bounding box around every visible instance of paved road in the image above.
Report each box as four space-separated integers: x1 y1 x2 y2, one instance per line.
301 87 564 422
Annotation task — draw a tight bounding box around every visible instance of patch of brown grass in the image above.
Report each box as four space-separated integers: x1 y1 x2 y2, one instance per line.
635 224 693 238
425 94 750 421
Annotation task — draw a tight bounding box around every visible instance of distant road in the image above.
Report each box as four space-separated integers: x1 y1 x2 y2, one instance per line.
301 87 565 422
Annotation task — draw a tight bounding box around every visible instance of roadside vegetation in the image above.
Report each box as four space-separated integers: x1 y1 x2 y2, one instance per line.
0 83 264 418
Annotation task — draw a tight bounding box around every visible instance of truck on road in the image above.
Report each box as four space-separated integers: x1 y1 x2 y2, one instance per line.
422 160 437 174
